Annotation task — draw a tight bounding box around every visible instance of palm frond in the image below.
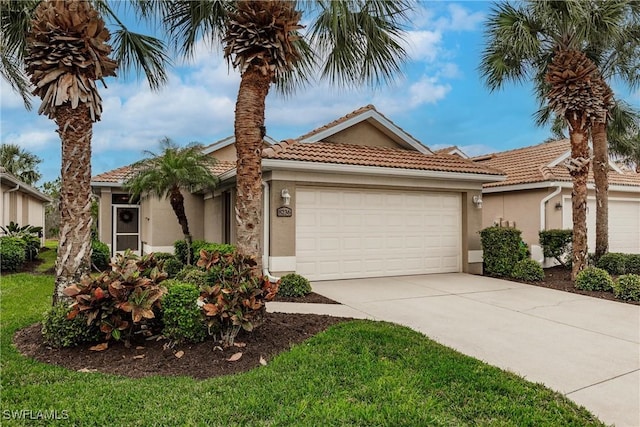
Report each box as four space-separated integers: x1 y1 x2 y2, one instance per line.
308 0 412 88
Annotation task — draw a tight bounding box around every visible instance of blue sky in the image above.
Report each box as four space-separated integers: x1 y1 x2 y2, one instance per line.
1 1 638 186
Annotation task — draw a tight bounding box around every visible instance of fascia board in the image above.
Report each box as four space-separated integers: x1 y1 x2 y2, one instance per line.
483 180 640 193
0 174 52 202
262 159 505 183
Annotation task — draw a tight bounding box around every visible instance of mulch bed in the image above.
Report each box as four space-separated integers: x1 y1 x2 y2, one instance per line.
272 292 339 304
512 266 639 305
13 313 350 380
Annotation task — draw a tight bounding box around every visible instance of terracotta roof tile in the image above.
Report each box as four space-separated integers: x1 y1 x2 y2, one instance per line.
92 161 236 184
263 140 503 176
434 146 458 154
473 139 640 188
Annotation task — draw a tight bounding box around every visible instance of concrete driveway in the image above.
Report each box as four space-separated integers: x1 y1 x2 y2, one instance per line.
303 274 639 427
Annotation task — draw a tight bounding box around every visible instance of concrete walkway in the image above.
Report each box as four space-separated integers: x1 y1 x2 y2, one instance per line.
267 274 640 427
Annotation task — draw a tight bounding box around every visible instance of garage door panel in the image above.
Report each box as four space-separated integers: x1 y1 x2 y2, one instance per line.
563 198 640 254
296 187 461 280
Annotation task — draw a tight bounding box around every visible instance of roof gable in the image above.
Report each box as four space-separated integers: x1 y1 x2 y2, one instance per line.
0 167 52 202
297 105 432 154
473 139 640 189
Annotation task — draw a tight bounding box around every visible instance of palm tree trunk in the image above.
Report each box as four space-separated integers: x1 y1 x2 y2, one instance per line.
234 67 271 271
53 104 93 304
592 121 609 261
567 117 591 280
168 186 192 264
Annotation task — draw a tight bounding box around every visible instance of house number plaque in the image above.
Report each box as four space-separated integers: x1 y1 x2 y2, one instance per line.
276 206 292 217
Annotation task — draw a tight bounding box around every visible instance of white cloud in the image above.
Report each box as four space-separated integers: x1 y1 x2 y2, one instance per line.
408 76 451 107
405 30 442 63
435 4 485 32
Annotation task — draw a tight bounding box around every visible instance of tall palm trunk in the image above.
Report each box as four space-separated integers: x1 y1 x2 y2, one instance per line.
592 121 609 261
169 186 192 264
566 117 591 280
234 67 271 270
53 104 93 303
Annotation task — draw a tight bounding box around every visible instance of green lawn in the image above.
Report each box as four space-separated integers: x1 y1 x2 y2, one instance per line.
0 267 603 426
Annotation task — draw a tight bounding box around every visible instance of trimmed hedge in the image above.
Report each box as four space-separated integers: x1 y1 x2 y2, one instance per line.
511 259 544 282
539 229 572 267
575 267 614 292
42 303 100 348
162 282 207 343
174 239 236 265
612 274 640 301
479 226 524 277
91 240 111 271
278 273 312 297
596 252 626 275
163 257 185 278
0 236 26 272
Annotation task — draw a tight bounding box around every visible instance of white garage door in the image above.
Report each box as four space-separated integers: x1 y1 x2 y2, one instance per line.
296 187 462 280
563 197 640 254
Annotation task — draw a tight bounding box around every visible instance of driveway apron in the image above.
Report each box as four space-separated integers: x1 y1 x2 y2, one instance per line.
309 274 640 427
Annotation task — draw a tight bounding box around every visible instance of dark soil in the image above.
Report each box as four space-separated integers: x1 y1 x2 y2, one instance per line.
272 292 339 304
14 313 350 379
514 266 639 305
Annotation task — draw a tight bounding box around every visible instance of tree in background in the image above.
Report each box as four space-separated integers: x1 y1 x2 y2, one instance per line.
123 138 219 265
1 0 169 303
0 143 42 185
480 0 639 278
137 0 412 269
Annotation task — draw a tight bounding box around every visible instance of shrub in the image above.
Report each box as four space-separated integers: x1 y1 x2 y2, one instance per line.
180 268 208 288
91 240 111 271
42 303 100 348
479 226 523 277
624 255 640 275
278 273 312 297
575 267 614 292
174 239 189 264
153 252 176 261
197 250 279 346
511 259 545 282
596 252 627 275
0 236 26 271
1 222 42 261
162 282 207 343
64 251 168 342
539 229 572 267
612 274 640 301
163 257 184 278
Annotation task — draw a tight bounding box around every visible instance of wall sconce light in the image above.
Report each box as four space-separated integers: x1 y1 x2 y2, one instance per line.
554 202 562 210
472 195 483 209
281 188 291 206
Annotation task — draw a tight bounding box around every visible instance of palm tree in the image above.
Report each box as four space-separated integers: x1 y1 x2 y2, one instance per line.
123 138 219 265
0 143 42 185
137 0 411 268
1 0 170 303
480 0 638 278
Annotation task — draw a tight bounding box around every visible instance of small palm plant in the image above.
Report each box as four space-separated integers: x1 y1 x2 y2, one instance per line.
123 138 219 265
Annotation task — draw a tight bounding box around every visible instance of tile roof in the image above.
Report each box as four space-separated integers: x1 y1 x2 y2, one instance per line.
472 139 640 188
263 139 504 176
92 161 236 184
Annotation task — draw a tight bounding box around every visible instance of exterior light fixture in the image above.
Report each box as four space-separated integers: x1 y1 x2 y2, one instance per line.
472 195 483 208
281 188 291 206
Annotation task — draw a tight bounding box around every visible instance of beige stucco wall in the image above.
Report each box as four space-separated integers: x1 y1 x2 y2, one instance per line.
211 144 237 162
204 194 223 243
323 121 402 149
481 188 550 248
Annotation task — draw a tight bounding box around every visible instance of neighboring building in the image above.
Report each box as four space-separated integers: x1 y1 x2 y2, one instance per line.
0 166 52 245
472 139 640 262
92 105 504 280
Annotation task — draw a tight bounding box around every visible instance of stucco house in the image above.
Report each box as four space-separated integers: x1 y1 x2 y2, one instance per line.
473 139 640 261
92 105 504 280
0 166 52 245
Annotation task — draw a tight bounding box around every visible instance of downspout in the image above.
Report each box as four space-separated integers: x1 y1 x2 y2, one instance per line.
262 180 279 282
538 185 562 265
